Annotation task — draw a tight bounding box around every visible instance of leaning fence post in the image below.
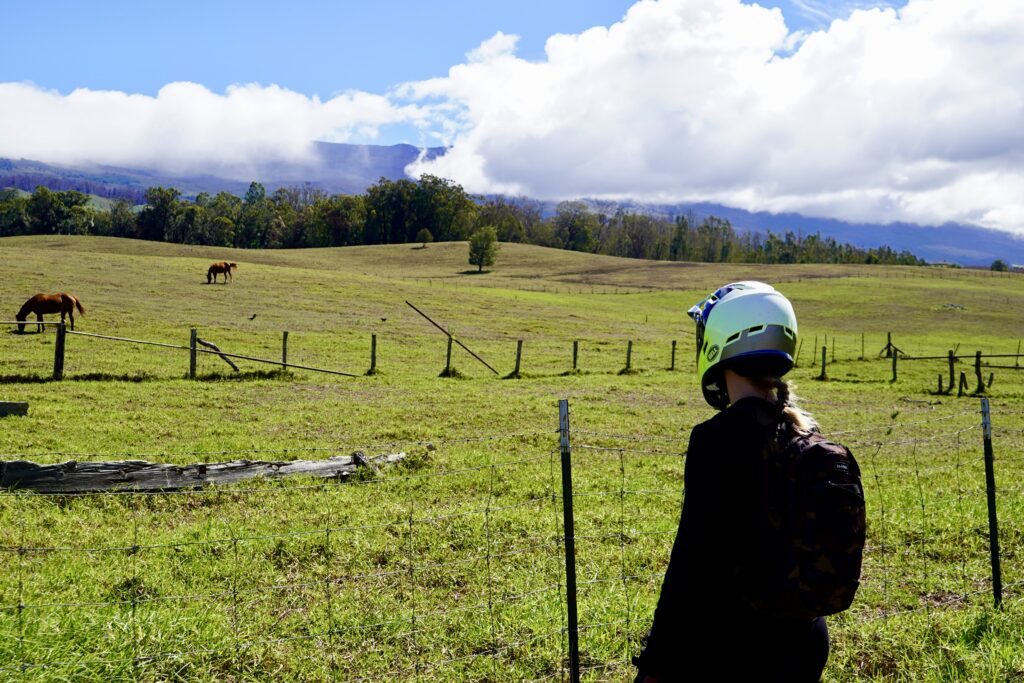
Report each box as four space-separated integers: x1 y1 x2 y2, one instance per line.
980 398 1003 608
53 322 66 381
670 340 677 371
558 399 581 683
958 371 968 397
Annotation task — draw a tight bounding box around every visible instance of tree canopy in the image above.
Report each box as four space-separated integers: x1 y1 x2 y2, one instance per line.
0 181 926 267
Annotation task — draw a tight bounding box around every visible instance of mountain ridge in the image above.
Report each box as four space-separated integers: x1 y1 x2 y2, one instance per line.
2 142 1020 266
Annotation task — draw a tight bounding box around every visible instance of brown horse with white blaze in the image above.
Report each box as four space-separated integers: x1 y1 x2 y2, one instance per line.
16 293 85 333
207 262 238 284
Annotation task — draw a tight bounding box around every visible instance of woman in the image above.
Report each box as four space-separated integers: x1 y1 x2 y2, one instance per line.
633 281 837 682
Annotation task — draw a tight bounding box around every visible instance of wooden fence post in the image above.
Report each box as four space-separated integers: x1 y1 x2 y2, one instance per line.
445 336 453 375
891 349 898 383
53 322 66 381
507 339 523 379
975 351 985 394
189 328 197 379
817 345 827 380
947 350 955 394
670 340 677 371
282 331 289 368
958 371 968 397
831 336 836 363
860 332 865 361
368 334 378 375
626 341 633 371
572 340 579 371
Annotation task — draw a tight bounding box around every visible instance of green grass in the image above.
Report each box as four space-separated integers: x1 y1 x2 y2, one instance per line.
1 236 1023 681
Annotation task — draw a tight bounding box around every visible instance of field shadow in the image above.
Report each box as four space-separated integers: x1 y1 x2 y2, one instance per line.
0 369 291 384
0 371 158 384
194 369 291 381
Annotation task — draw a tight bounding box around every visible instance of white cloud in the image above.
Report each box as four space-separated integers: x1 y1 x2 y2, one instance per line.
0 81 424 176
1 0 1022 234
404 0 1024 233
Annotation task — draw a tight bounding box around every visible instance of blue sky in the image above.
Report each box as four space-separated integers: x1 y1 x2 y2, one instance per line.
0 1 900 99
2 0 1019 234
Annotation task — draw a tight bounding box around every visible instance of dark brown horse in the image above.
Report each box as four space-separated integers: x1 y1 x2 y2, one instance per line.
16 293 85 333
207 262 238 284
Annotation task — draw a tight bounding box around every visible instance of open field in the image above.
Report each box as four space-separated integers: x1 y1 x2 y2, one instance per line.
1 236 1023 681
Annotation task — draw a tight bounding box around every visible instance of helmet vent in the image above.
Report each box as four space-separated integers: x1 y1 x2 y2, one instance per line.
747 324 766 335
725 332 740 344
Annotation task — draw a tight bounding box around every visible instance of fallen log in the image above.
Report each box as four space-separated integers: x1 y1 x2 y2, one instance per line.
0 451 406 493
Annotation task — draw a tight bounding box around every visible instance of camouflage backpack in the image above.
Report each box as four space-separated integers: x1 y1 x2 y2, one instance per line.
744 422 866 619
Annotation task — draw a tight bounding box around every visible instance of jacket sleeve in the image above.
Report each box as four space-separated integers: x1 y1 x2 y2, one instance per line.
634 424 720 676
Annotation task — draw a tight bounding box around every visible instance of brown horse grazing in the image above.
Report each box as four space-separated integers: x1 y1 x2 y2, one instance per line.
207 262 238 284
16 293 86 333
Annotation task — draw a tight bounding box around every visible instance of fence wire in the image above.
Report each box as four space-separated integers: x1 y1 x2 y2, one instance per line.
568 403 1010 682
1 403 1018 681
0 433 568 682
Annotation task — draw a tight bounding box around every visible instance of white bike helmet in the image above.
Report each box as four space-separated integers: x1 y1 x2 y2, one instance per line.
687 281 798 409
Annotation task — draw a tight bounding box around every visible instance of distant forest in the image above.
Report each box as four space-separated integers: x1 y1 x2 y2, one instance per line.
0 177 924 265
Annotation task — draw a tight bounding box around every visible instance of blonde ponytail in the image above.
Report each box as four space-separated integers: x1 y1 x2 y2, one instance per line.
774 379 818 435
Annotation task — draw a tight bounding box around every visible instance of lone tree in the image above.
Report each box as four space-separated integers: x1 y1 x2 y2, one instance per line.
468 226 499 273
416 227 433 248
991 259 1009 272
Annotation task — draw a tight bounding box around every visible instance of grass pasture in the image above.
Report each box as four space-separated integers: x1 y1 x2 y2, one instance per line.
1 235 1023 681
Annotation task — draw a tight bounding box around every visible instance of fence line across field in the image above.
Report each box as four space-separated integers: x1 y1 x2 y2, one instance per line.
7 322 1024 394
0 405 1017 678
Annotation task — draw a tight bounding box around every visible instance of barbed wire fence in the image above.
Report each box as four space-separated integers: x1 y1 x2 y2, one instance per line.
1 400 1019 681
0 432 570 682
564 399 1019 681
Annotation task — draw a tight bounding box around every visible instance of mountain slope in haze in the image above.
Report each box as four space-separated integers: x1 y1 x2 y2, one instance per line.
2 144 1021 266
602 201 1024 267
0 142 445 202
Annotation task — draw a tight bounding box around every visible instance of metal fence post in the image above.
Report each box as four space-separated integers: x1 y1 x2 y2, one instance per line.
980 398 1003 608
53 322 66 381
558 399 581 683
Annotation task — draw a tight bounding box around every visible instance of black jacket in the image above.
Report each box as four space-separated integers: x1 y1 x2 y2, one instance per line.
634 397 829 682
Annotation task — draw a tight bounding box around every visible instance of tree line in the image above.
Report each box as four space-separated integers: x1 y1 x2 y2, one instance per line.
0 179 924 266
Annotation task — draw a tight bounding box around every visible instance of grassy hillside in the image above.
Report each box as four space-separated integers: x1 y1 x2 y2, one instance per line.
1 236 1022 681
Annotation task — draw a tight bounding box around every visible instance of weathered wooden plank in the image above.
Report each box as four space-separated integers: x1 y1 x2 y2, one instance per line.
0 452 406 493
0 402 29 417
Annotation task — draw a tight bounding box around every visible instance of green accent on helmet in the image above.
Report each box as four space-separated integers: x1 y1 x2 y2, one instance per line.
688 281 798 410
